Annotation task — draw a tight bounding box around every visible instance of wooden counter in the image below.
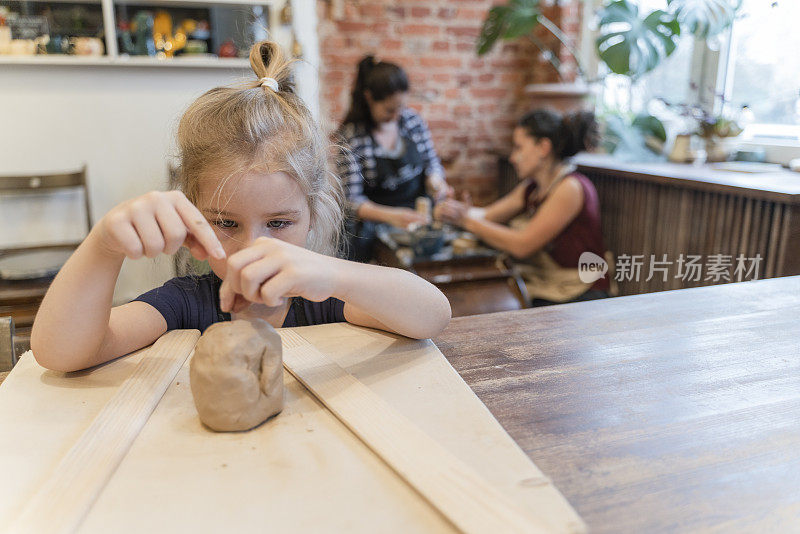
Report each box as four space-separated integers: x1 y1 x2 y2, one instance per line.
434 276 800 533
571 154 800 296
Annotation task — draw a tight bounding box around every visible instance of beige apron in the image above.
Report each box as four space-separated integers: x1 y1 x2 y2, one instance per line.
508 215 592 303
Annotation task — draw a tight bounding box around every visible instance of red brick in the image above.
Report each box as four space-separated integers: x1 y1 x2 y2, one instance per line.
445 26 481 38
326 70 347 81
419 56 463 69
400 24 441 36
382 39 403 51
386 6 406 18
457 8 486 20
359 3 383 18
432 41 450 52
470 87 508 99
429 118 459 127
336 21 369 33
428 103 449 116
411 7 432 17
438 7 457 19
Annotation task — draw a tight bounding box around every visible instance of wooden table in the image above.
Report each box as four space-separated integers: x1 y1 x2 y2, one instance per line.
374 226 529 317
434 276 800 533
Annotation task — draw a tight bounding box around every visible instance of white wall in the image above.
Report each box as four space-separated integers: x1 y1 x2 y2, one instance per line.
0 64 256 302
291 0 320 121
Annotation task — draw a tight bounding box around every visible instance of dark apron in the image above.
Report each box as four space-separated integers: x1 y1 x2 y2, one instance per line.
346 134 428 263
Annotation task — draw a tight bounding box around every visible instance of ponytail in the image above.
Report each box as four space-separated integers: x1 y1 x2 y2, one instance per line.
518 109 598 161
343 55 409 129
248 40 296 94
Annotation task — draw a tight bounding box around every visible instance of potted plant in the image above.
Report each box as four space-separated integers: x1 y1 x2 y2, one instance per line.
657 100 744 162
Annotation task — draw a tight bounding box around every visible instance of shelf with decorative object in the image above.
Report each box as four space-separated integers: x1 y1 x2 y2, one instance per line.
0 0 289 67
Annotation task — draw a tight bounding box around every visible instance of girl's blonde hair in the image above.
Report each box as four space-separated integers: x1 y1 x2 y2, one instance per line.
175 40 343 256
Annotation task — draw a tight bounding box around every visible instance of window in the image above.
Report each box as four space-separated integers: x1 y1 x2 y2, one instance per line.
722 0 800 144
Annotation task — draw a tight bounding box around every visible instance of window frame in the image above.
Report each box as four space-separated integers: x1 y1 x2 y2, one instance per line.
718 9 800 156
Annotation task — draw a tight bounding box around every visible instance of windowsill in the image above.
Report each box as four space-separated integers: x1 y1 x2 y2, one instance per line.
736 140 800 166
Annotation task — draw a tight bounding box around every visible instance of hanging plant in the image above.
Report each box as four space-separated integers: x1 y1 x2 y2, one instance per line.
476 0 585 80
595 1 681 80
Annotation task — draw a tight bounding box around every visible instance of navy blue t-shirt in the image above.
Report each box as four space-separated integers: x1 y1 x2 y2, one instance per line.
133 273 346 332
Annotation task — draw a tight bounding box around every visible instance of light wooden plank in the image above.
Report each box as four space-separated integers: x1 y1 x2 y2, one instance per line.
279 329 575 534
8 330 199 534
1 324 582 533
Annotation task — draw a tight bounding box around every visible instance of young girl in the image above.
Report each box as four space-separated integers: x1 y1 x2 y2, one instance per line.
31 40 451 373
435 109 609 306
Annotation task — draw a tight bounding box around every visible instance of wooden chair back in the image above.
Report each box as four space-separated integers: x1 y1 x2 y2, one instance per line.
0 166 92 257
0 316 16 371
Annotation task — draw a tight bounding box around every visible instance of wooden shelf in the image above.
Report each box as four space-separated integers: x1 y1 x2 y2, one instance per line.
1 0 283 68
0 54 251 68
113 0 275 5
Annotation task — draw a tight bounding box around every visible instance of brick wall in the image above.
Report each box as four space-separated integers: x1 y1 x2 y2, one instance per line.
316 0 581 204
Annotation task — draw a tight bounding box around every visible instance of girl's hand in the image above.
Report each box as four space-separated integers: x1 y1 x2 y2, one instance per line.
387 207 428 229
93 190 226 261
218 237 338 313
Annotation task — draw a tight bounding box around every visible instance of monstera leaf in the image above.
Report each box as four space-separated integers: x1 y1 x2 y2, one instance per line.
477 0 541 55
667 0 741 38
502 0 541 39
603 112 667 161
477 5 512 55
596 0 681 79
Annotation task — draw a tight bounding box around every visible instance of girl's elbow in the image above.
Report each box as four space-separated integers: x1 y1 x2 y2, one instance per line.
30 339 86 373
32 352 76 373
412 294 451 339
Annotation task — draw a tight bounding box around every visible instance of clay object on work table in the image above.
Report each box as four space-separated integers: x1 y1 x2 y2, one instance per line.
190 318 284 432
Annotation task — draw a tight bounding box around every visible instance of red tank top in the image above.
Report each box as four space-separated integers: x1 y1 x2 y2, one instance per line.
525 172 609 291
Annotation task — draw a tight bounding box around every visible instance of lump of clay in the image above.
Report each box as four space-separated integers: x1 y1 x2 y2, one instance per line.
190 318 284 432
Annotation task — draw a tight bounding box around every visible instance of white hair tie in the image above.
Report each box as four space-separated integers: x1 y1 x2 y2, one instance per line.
260 77 279 92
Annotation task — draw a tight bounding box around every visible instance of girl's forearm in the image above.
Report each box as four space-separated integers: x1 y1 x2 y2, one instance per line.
30 230 124 371
332 259 451 339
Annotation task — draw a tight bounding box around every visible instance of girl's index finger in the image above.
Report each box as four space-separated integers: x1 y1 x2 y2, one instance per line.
173 196 226 260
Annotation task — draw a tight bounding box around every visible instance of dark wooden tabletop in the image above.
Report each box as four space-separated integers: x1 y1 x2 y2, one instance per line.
434 277 800 533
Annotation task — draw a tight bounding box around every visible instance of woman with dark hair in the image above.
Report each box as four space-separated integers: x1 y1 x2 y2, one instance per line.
435 109 610 306
338 56 452 262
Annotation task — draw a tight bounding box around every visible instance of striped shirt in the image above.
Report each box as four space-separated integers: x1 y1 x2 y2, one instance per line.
337 107 444 214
